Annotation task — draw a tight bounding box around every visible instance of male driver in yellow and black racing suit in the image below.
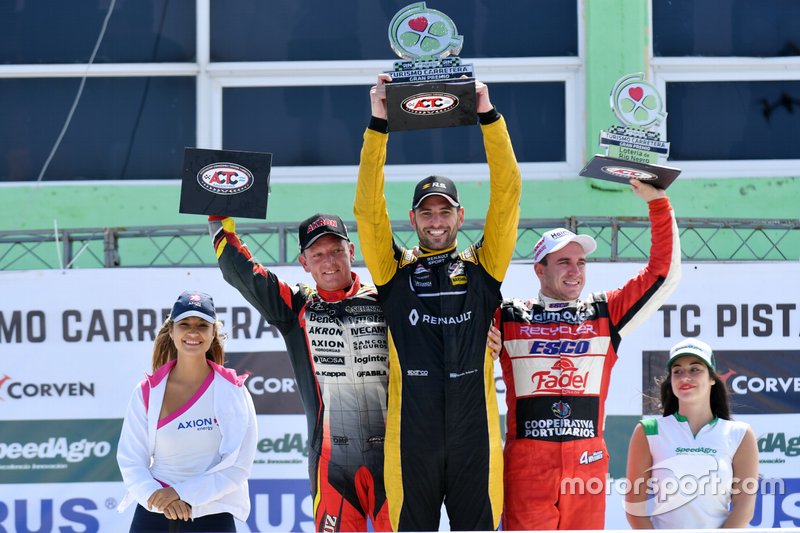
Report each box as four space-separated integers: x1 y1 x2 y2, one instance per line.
354 74 521 531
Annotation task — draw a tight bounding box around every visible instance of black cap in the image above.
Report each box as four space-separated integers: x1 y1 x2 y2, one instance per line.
412 176 460 210
171 291 217 324
298 213 350 252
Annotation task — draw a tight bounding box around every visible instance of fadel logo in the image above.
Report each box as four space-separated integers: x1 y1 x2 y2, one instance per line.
401 93 459 115
197 162 254 195
600 166 657 181
531 359 588 393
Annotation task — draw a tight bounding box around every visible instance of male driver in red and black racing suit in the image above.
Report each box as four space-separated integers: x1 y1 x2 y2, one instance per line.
497 180 681 530
209 213 391 532
354 74 521 531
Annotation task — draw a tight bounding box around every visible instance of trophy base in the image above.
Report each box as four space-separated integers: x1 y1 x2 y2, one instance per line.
179 148 272 219
579 155 681 190
385 78 476 132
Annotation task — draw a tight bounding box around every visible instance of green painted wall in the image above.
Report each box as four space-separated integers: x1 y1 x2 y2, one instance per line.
1 0 797 241
1 176 798 235
585 0 649 163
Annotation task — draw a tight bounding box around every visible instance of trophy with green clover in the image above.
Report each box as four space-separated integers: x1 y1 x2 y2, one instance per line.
384 2 476 131
580 73 681 189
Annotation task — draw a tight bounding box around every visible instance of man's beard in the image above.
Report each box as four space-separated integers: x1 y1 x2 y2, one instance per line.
416 226 457 251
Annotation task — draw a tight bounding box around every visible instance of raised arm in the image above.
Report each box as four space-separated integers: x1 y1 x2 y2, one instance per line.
353 74 399 287
209 216 299 329
607 180 682 337
474 81 522 282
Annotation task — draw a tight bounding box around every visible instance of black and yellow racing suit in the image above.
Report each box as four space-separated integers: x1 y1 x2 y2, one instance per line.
353 111 521 531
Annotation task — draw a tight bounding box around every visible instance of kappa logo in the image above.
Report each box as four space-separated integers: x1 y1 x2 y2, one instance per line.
197 163 254 195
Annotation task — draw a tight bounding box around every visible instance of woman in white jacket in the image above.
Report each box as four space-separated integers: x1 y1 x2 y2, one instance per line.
117 290 257 532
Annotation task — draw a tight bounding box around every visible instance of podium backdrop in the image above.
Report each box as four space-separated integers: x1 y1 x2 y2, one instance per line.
1 263 798 531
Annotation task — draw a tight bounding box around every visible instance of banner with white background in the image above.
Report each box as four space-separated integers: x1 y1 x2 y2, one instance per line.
1 262 798 530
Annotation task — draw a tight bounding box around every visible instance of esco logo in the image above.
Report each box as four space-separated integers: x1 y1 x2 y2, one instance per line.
529 340 590 356
196 162 255 195
600 166 657 181
401 92 459 115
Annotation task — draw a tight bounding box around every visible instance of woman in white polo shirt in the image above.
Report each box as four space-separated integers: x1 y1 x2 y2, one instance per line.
117 290 257 532
625 338 758 529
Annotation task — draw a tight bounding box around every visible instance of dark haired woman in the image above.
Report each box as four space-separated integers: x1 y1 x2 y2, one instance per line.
625 338 758 529
117 291 257 532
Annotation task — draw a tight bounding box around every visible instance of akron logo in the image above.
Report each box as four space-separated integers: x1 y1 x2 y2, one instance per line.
600 166 658 181
197 162 255 195
401 92 459 115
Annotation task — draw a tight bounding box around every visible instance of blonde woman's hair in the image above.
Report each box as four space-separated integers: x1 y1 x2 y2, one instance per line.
151 317 226 372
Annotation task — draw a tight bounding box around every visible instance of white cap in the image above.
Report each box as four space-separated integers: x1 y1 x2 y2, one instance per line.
667 338 716 371
533 228 597 263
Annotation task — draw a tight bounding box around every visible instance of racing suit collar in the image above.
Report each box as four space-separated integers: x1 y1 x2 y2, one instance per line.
317 272 361 303
538 292 580 311
417 243 458 267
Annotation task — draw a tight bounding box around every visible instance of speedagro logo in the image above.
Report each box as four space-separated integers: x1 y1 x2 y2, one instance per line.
197 162 254 195
401 93 459 115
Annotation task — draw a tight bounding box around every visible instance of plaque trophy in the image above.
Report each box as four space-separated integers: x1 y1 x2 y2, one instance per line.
580 73 681 189
384 2 476 131
179 147 272 219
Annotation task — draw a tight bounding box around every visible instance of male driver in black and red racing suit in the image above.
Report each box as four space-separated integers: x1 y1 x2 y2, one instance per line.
496 180 681 530
210 213 391 532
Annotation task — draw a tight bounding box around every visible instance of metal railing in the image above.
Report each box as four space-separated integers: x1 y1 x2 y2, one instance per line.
1 218 798 270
